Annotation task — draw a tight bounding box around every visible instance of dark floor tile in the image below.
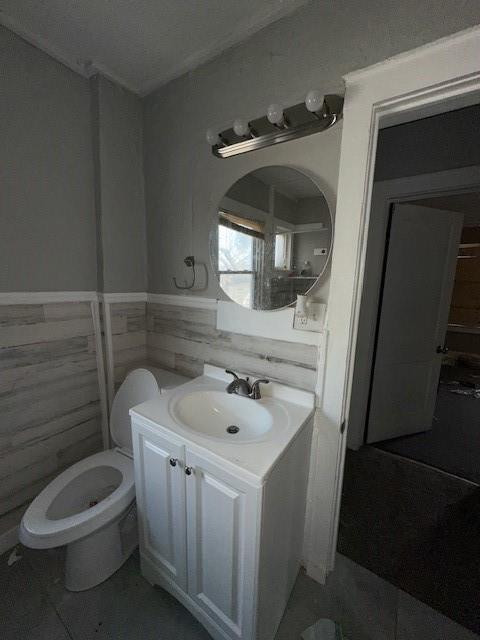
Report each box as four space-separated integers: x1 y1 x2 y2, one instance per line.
377 384 480 484
276 557 397 640
339 446 480 633
397 591 480 640
0 547 63 639
22 544 67 604
16 547 211 640
9 610 72 640
52 554 211 640
275 570 331 640
322 554 397 640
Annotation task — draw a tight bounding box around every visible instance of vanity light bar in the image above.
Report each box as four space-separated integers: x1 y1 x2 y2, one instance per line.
207 93 344 159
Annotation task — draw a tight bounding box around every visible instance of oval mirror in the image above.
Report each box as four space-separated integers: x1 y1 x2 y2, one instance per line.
211 166 332 310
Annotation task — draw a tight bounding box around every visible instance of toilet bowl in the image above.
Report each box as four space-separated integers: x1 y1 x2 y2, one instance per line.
20 367 188 591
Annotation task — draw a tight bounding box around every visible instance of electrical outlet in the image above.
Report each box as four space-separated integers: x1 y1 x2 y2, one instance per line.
294 314 308 329
293 302 326 332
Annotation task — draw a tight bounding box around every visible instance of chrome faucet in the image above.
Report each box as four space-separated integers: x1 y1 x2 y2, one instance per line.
225 370 269 400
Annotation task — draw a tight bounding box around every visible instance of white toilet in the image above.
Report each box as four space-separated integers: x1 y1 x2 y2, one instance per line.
20 367 188 591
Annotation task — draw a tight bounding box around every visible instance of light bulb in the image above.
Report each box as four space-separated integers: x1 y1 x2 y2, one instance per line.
305 89 323 113
206 128 220 146
233 118 249 137
267 103 284 125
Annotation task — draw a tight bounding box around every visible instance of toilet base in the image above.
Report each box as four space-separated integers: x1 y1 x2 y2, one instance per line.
65 502 138 591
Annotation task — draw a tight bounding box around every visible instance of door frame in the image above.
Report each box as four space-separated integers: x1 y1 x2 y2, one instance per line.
308 25 480 581
347 167 480 450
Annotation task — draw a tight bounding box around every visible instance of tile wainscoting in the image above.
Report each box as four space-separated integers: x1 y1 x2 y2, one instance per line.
109 301 147 392
0 292 320 551
0 299 106 544
146 301 319 390
102 296 320 411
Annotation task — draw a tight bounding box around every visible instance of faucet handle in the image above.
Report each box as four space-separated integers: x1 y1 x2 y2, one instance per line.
226 370 240 394
250 378 269 399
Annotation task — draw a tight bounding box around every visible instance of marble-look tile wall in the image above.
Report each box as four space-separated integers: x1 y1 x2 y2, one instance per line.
146 302 318 391
0 302 103 534
109 302 147 391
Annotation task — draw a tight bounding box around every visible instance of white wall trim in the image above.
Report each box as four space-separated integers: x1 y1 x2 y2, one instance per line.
306 25 480 582
0 524 19 556
0 291 98 304
99 292 148 303
103 301 115 410
147 293 218 310
343 25 480 84
91 301 111 449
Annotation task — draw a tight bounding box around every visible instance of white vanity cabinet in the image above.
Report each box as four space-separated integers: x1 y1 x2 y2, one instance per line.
131 395 313 640
184 449 259 639
132 427 188 590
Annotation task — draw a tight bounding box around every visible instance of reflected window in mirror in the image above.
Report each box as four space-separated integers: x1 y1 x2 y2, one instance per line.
274 228 292 271
218 211 264 307
211 166 332 311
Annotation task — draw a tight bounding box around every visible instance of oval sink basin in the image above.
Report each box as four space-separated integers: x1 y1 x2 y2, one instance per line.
171 390 274 442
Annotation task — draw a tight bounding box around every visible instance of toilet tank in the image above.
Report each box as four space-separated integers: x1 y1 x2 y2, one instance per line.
144 366 190 393
111 367 190 454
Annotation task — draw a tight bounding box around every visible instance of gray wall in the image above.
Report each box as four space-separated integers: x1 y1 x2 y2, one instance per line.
0 25 97 292
0 28 147 294
95 77 147 292
292 196 332 274
143 0 480 298
226 174 270 213
375 104 480 181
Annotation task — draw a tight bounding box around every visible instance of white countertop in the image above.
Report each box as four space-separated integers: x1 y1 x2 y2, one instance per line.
130 365 315 484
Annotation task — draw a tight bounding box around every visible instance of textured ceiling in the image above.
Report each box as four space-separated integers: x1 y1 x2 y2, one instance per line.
0 0 309 95
254 167 322 200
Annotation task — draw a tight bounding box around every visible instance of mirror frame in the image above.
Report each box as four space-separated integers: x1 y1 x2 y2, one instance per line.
209 165 334 311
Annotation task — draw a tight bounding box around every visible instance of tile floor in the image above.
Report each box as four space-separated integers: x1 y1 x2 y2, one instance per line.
1 546 478 640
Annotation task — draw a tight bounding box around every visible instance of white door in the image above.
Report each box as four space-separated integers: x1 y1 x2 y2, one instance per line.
132 424 187 590
185 450 258 640
367 203 463 443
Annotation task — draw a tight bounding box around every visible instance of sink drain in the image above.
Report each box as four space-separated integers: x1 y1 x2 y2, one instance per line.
226 425 240 434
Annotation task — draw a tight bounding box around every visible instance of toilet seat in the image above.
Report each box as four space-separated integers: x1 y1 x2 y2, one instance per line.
18 366 190 590
20 366 190 588
20 449 134 549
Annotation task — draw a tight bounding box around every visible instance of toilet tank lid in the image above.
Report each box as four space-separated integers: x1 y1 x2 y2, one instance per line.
110 367 190 451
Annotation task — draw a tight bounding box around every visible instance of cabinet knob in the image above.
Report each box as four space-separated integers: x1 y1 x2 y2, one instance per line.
185 466 193 476
169 458 178 467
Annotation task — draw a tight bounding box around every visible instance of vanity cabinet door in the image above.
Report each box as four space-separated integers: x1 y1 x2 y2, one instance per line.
132 423 187 591
185 450 259 640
